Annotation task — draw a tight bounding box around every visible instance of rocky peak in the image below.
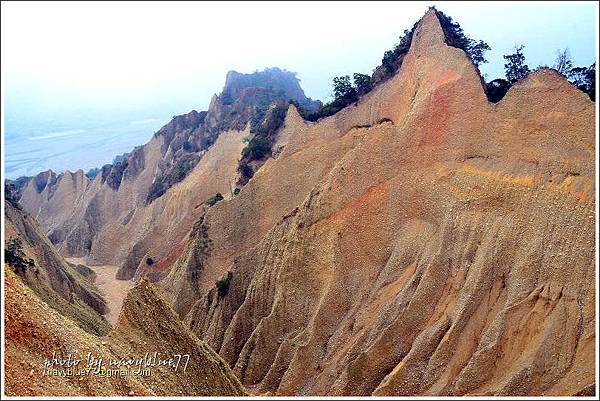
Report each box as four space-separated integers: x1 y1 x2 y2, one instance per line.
410 8 446 53
222 67 320 111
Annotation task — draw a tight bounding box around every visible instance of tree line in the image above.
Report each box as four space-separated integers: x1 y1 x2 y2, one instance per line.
489 45 595 102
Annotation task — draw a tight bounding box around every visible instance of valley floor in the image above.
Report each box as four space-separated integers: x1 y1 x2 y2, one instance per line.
66 258 132 324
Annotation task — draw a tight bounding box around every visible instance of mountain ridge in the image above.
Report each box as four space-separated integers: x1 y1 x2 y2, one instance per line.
160 9 595 395
11 67 320 280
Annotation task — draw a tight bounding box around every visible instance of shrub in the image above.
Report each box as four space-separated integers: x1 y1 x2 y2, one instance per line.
233 188 240 195
238 162 254 180
5 182 23 210
182 140 194 152
146 257 154 265
207 192 224 206
221 91 234 105
171 156 196 182
146 177 167 204
102 159 128 191
250 105 269 133
216 271 232 298
381 28 414 74
332 76 357 102
5 238 35 274
258 103 288 136
353 73 373 95
145 154 200 204
85 167 101 180
241 136 272 160
485 78 512 103
289 100 321 122
569 63 596 101
435 8 490 67
504 45 530 84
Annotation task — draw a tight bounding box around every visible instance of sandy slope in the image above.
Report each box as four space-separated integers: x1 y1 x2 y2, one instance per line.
3 267 247 396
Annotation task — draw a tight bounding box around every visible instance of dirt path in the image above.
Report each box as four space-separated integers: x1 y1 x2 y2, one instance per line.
67 258 133 325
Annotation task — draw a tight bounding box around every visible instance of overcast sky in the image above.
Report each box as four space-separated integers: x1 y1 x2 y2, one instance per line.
2 1 598 133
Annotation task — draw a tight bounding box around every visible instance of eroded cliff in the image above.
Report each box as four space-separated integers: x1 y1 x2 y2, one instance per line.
6 8 596 397
4 200 110 335
162 10 595 396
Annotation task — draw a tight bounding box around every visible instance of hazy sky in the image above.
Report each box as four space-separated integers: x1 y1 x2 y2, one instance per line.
3 1 597 112
1 1 597 178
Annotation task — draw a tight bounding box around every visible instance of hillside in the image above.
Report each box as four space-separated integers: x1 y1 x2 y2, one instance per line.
3 268 247 396
4 200 110 335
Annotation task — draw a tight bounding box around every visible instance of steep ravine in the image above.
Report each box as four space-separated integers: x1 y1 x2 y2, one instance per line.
4 201 246 396
15 68 318 280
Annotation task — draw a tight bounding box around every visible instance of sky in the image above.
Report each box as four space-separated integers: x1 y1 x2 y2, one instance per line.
1 1 597 178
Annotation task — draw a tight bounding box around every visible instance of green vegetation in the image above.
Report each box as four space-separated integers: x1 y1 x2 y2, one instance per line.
551 48 595 100
293 7 491 121
504 45 531 84
146 257 154 265
353 73 373 95
255 103 288 136
85 167 101 180
241 136 271 160
216 271 232 298
5 238 36 274
332 75 358 102
172 155 198 182
146 177 167 204
221 91 235 105
207 192 224 206
101 159 128 191
249 105 269 133
307 74 366 120
5 182 24 211
482 44 531 103
182 140 194 152
569 63 595 100
381 26 415 76
435 8 490 67
188 223 213 287
233 188 240 196
238 101 290 182
146 154 201 204
244 7 598 190
485 79 512 103
486 46 596 103
238 162 254 181
554 47 573 76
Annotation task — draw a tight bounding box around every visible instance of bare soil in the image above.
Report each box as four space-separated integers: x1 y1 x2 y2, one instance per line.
67 257 133 325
